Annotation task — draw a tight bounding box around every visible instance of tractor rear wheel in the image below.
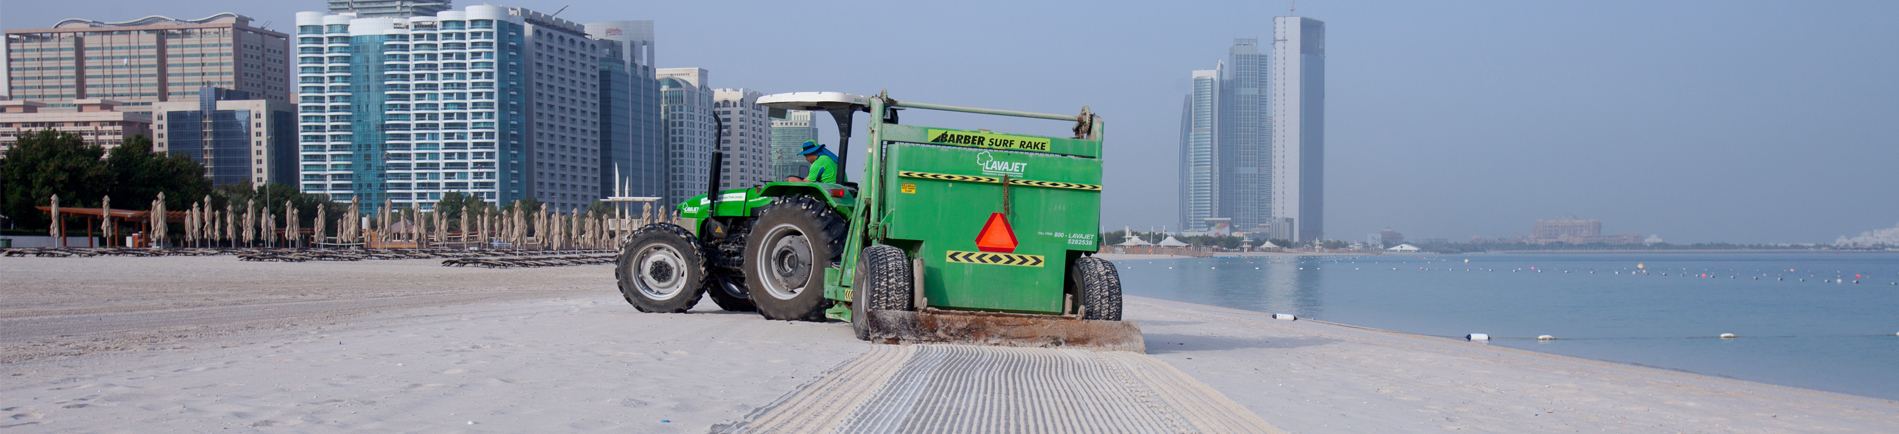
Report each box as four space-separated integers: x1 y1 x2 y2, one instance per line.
745 195 847 321
616 223 707 313
852 244 914 340
705 275 757 312
1071 256 1123 321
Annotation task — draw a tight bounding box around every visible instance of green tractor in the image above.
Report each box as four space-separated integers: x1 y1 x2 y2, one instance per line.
614 91 1142 352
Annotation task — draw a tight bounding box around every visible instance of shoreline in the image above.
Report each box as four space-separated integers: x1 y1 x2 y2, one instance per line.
2 255 1894 432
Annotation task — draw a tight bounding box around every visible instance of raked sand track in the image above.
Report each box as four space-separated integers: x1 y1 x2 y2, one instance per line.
1 255 1896 432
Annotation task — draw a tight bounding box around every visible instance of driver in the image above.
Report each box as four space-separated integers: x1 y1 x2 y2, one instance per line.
785 140 845 184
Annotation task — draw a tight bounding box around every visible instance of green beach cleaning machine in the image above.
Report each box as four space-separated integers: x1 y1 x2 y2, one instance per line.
613 91 1142 352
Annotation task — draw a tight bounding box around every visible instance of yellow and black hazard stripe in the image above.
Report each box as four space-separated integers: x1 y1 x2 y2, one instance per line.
945 250 1046 267
1007 179 1102 191
898 171 997 184
898 171 1101 192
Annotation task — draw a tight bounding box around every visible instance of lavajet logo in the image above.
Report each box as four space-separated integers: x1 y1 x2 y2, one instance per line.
976 151 1026 176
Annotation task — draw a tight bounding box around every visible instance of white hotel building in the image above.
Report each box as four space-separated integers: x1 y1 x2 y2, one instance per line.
295 5 607 212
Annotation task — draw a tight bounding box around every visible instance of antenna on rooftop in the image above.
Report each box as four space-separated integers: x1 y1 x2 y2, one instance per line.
551 5 570 17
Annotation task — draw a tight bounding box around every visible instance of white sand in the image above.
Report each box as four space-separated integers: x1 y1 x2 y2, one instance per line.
2 256 1894 432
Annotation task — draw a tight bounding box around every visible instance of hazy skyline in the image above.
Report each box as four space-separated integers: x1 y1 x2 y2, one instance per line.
5 0 1894 244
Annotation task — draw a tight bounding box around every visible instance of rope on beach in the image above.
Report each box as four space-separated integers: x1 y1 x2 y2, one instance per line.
440 254 618 268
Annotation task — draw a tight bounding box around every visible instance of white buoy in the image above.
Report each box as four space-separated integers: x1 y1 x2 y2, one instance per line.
1719 333 1737 338
1272 313 1296 321
1466 333 1490 341
1537 335 1556 340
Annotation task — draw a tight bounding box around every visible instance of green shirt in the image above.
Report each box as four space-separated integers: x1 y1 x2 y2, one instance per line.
807 154 845 184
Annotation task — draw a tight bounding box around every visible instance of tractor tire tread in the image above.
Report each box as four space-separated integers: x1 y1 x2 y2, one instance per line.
1073 256 1123 321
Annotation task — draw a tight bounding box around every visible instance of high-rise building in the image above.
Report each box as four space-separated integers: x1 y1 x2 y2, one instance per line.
656 68 711 205
514 8 606 213
712 88 771 189
1178 67 1218 232
585 21 662 199
0 99 151 154
1272 16 1325 242
328 0 452 18
769 110 817 180
294 6 527 211
1220 39 1271 232
1178 39 1273 234
152 86 296 187
3 13 291 109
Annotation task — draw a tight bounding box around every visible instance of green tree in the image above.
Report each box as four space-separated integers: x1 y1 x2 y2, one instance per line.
0 130 112 228
503 196 543 215
586 200 615 217
106 135 210 212
435 191 497 225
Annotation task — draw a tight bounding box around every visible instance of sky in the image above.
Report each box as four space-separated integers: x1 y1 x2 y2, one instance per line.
4 0 1895 244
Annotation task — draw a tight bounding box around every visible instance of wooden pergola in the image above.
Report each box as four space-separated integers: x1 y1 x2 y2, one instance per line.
35 206 183 247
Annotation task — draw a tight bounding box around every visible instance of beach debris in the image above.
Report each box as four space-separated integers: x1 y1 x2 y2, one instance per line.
1466 333 1490 341
1537 335 1556 340
1272 314 1297 321
1719 333 1737 338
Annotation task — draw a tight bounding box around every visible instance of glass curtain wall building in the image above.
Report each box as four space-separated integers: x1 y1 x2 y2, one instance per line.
153 86 297 187
295 6 523 211
1178 66 1219 232
769 110 817 180
1271 16 1325 242
656 68 711 205
585 21 663 199
1220 39 1271 233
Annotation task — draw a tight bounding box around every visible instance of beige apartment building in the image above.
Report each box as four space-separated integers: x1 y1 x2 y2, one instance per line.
0 99 151 154
2 13 291 111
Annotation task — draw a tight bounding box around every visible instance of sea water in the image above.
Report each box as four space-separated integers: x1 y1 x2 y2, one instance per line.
1115 252 1899 400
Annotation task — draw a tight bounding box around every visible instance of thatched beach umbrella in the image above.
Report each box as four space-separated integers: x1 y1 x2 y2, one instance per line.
313 204 327 248
152 192 167 247
101 195 114 247
285 201 299 248
49 194 62 247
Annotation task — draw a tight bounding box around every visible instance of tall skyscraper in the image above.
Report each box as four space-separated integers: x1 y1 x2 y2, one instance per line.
656 68 712 205
586 21 663 199
294 6 533 211
1178 66 1219 232
328 1 452 18
1178 39 1274 234
3 13 291 109
1272 16 1325 242
769 110 817 180
513 8 606 213
712 88 772 189
1221 39 1271 232
153 86 297 187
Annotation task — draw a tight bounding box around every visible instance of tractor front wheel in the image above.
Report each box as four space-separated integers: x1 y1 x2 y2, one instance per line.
745 195 847 321
852 244 914 340
616 223 707 313
1071 256 1124 321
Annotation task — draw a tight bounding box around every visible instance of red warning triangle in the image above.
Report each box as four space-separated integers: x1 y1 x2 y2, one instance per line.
975 212 1018 253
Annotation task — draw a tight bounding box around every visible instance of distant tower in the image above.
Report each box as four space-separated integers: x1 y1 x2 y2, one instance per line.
657 68 713 205
1272 16 1325 242
713 88 773 189
1221 38 1271 232
1179 65 1221 232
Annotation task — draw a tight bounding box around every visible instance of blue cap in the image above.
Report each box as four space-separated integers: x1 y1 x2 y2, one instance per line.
797 140 826 155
